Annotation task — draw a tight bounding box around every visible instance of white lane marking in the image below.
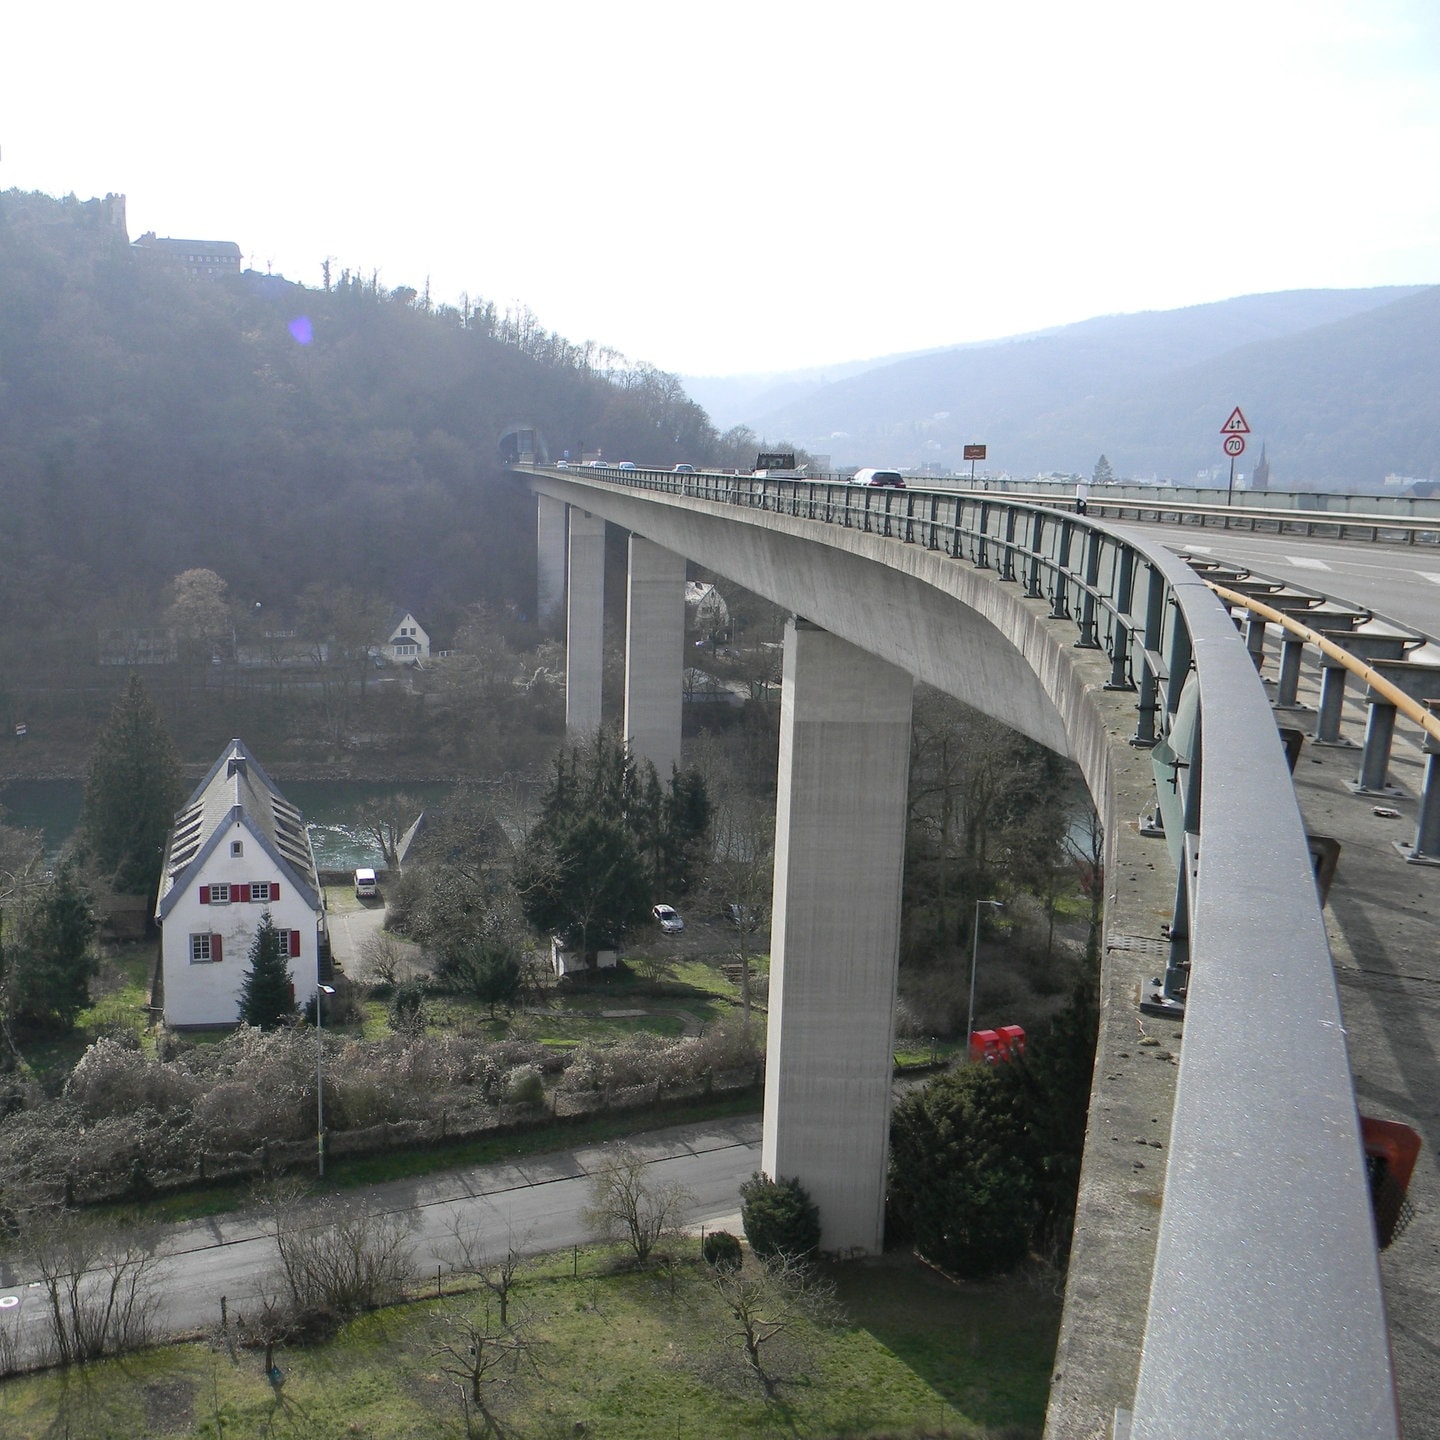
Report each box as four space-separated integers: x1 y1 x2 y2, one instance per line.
1415 573 1440 585
1286 556 1332 570
1180 544 1213 554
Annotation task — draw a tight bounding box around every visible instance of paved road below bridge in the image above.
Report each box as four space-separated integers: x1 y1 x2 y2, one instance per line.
0 1118 763 1368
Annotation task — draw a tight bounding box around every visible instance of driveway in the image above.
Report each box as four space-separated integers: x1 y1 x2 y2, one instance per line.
325 887 389 981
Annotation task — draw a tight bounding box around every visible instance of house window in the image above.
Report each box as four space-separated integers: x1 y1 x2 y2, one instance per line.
209 883 231 904
231 841 244 857
251 881 273 902
274 928 300 958
190 933 221 963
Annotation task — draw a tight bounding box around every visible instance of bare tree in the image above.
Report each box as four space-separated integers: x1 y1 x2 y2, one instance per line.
350 792 424 870
708 1250 842 1396
429 1300 544 1436
21 1211 166 1364
579 1145 693 1264
708 789 773 1033
261 1186 414 1316
438 1217 533 1328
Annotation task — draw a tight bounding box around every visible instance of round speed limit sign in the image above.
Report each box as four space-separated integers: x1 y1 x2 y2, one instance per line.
1223 434 1246 457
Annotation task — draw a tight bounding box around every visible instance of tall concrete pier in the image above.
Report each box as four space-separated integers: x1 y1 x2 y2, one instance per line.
761 619 913 1254
564 510 606 738
623 536 685 777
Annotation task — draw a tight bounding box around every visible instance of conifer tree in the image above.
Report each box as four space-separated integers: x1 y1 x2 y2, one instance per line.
77 676 185 896
237 910 295 1030
6 859 99 1031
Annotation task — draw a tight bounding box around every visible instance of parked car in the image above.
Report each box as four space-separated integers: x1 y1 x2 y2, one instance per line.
653 903 685 933
850 468 905 488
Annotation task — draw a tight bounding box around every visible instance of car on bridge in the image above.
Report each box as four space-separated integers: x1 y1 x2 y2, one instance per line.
850 468 905 488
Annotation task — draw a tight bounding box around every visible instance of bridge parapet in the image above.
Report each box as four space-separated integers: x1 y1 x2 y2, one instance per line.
523 465 1399 1439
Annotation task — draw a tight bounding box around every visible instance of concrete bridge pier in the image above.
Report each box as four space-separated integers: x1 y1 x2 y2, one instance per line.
762 618 913 1255
536 494 567 626
623 536 685 776
565 510 607 738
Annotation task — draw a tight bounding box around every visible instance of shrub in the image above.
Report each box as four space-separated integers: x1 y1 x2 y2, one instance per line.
740 1172 821 1265
388 980 428 1035
702 1228 743 1272
504 1064 545 1106
887 1063 1035 1279
64 1036 199 1121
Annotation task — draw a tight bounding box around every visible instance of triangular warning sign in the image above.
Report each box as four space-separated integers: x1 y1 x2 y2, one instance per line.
1221 407 1250 434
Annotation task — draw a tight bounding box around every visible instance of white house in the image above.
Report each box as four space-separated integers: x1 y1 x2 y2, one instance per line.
383 610 431 664
155 739 328 1028
684 582 730 638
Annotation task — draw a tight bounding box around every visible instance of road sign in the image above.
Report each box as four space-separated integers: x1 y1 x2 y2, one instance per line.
1221 407 1250 435
1224 435 1246 457
963 444 987 461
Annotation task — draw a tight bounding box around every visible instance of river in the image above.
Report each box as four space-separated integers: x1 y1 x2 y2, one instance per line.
0 778 458 870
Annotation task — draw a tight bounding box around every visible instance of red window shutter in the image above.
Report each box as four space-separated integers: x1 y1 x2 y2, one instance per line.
212 934 223 963
199 886 210 904
271 884 280 902
290 930 301 958
236 884 250 903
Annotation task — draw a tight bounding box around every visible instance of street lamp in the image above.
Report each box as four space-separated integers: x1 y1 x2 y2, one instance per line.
966 900 1004 1060
316 983 336 1177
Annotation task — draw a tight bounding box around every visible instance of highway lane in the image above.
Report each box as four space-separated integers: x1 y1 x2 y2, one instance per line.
0 1116 762 1362
1129 525 1440 637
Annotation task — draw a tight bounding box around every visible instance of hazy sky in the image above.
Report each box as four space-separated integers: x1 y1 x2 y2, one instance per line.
5 0 1437 377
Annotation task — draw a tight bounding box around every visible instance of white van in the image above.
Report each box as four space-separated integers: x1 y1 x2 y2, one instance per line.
353 867 378 899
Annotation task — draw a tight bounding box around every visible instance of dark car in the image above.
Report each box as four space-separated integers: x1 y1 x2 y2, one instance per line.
851 468 905 488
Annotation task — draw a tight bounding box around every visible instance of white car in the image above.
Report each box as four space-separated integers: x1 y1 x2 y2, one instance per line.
652 904 685 934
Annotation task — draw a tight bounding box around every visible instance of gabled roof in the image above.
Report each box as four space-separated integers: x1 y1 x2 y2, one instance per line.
156 738 321 919
386 607 428 635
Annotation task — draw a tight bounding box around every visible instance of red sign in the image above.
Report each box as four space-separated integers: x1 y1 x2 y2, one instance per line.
1223 435 1246 457
1220 407 1250 435
963 444 986 460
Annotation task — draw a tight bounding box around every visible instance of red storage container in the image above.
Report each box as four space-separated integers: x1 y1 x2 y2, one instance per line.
969 1029 1002 1064
997 1024 1027 1060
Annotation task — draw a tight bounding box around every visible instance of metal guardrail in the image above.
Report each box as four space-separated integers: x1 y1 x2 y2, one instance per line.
524 464 1399 1438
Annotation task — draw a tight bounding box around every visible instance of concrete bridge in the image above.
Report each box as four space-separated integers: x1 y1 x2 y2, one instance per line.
524 465 1411 1440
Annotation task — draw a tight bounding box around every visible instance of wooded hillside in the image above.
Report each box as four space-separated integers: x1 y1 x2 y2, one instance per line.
0 190 728 649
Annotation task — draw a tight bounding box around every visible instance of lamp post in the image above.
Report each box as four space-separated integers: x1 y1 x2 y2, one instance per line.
967 900 1003 1060
316 983 335 1177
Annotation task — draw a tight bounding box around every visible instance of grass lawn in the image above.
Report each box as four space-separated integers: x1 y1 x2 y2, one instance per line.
0 1248 1060 1439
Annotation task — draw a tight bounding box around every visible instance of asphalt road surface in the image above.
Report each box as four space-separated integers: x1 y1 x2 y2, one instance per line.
0 1116 762 1363
1131 524 1440 638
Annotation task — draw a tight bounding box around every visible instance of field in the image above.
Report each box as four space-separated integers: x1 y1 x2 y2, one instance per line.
0 1246 1060 1439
